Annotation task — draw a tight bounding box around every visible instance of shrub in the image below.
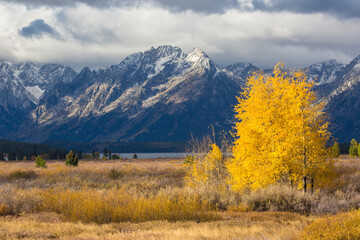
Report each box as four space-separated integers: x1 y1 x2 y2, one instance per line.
301 209 360 239
0 203 11 216
66 151 79 167
111 154 120 160
185 143 227 191
132 154 138 159
83 153 93 159
243 185 313 214
7 170 38 180
40 188 217 223
0 187 42 215
35 156 47 168
109 169 123 180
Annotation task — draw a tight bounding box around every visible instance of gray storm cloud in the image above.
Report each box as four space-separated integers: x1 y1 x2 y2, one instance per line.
1 0 360 17
0 1 359 71
19 19 60 39
251 0 360 18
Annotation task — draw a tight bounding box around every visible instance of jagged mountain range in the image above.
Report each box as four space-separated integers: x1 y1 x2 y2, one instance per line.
0 45 359 143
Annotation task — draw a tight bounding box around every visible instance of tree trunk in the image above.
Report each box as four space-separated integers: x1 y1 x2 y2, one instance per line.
311 177 314 194
303 176 307 193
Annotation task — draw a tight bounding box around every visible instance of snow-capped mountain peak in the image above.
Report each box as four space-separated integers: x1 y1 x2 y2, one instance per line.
306 59 344 85
185 48 213 70
0 61 77 105
3 45 360 144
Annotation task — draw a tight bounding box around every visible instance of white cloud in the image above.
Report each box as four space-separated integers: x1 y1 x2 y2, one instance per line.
0 2 360 70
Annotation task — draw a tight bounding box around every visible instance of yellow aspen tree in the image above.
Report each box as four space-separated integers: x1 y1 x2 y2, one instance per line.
227 63 333 193
185 143 226 190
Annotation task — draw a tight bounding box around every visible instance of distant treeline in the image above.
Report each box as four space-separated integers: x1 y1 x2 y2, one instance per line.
339 143 350 154
43 141 187 153
0 139 67 160
0 139 187 161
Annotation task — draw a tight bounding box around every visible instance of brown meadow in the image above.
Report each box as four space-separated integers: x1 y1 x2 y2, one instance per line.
0 156 360 239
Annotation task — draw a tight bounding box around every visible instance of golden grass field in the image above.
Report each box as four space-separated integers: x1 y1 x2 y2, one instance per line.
1 156 360 239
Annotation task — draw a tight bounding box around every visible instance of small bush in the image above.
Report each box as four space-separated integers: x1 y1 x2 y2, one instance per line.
243 185 313 214
35 156 47 168
7 170 38 180
109 169 123 180
184 155 194 165
0 203 11 216
111 154 120 160
132 154 138 159
66 151 79 167
302 209 360 239
0 187 42 215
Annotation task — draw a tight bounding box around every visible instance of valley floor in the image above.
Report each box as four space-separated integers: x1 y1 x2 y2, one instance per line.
1 156 360 239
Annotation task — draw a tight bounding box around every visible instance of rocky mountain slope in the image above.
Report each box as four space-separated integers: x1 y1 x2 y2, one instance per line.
11 46 245 142
1 46 360 143
0 61 76 136
321 55 360 142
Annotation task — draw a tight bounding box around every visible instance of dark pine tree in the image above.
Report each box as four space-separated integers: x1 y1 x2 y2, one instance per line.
77 150 83 159
30 149 37 158
66 151 79 167
17 150 25 161
103 148 108 158
8 152 16 161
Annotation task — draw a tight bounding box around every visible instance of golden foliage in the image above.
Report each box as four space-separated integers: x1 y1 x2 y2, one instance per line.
185 143 227 191
228 63 333 192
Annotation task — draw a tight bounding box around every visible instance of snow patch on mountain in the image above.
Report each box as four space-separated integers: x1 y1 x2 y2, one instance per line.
306 60 344 86
25 85 44 100
148 54 174 78
354 63 360 70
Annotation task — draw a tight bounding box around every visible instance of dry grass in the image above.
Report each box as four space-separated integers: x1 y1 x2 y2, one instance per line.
301 209 360 239
0 212 309 240
1 155 360 239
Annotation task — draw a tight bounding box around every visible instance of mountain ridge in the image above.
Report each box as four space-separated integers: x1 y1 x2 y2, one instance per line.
1 45 359 143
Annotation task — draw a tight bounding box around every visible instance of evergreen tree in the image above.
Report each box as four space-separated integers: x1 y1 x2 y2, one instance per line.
103 148 108 158
331 142 341 158
66 151 79 167
30 149 37 158
349 139 358 157
8 152 16 161
108 149 112 160
35 156 47 168
17 150 25 161
58 150 67 160
0 152 4 161
77 150 83 159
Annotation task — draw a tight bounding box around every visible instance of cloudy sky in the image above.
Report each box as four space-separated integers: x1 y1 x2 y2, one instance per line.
0 0 360 71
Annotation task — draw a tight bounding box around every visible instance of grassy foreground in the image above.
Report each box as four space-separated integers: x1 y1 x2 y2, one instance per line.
1 212 308 240
1 156 360 239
